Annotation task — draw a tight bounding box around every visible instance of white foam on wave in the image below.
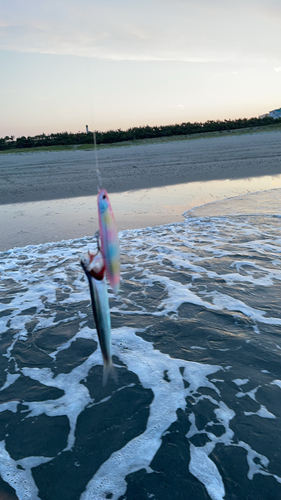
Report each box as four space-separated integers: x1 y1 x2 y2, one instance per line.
0 373 21 392
81 327 222 500
120 215 281 337
244 405 276 419
0 323 279 499
231 260 281 283
0 401 18 414
0 440 52 500
0 320 225 500
186 391 281 492
210 291 281 327
49 325 94 360
271 380 281 389
233 378 249 387
191 345 207 350
1 205 280 354
189 444 225 500
236 385 260 402
0 195 281 499
22 327 100 451
139 272 218 315
186 399 235 500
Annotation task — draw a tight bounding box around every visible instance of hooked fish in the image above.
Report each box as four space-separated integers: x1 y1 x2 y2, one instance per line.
80 250 117 385
97 189 120 295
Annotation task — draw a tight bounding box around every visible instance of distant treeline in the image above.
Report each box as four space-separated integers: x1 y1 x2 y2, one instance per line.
1 116 281 151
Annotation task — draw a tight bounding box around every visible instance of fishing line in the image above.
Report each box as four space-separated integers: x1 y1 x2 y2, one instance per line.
87 62 102 192
93 129 102 191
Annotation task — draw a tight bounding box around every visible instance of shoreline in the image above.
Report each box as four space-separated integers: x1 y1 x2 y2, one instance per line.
1 175 281 252
1 130 281 205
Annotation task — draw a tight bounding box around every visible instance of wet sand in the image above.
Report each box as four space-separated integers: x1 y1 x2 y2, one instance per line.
1 130 281 205
1 175 281 251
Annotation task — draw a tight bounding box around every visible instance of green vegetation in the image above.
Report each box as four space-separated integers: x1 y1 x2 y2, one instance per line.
1 117 281 152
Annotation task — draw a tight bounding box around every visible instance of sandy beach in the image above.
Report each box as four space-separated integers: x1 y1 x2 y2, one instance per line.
1 129 281 250
1 130 281 205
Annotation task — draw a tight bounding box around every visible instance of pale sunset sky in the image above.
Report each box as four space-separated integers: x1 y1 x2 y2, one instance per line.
0 0 280 138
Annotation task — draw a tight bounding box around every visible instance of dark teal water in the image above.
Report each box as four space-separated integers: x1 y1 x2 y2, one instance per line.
0 190 281 499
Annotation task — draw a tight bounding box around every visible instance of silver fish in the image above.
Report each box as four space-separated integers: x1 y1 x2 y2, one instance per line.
81 251 117 385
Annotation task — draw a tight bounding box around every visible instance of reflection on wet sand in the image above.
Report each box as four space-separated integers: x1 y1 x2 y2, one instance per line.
1 174 281 251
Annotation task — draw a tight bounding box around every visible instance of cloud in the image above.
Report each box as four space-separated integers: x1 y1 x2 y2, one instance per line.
0 0 281 63
274 67 281 72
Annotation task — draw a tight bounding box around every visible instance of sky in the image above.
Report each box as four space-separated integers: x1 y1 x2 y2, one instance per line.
0 0 281 138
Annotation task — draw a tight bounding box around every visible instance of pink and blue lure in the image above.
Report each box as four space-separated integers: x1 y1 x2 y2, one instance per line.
97 189 120 295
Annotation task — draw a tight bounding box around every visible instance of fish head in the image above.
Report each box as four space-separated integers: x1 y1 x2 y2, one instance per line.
80 251 105 280
97 189 109 215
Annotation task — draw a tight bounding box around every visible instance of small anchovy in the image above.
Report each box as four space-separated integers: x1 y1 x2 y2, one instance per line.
81 251 117 385
97 188 120 295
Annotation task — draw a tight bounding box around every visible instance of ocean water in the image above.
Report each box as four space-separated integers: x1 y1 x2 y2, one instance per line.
0 188 281 500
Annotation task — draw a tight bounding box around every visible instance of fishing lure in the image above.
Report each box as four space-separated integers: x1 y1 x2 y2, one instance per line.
97 188 120 295
81 250 117 385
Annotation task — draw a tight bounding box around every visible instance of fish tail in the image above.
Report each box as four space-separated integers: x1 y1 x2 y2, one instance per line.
103 359 118 386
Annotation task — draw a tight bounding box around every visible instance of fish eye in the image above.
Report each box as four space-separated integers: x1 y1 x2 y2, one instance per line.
103 195 106 199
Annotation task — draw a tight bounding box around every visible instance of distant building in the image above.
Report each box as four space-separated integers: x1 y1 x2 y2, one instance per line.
269 108 281 119
259 107 281 119
86 125 89 133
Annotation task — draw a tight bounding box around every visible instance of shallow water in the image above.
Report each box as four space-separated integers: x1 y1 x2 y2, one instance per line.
0 189 281 499
1 173 281 251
